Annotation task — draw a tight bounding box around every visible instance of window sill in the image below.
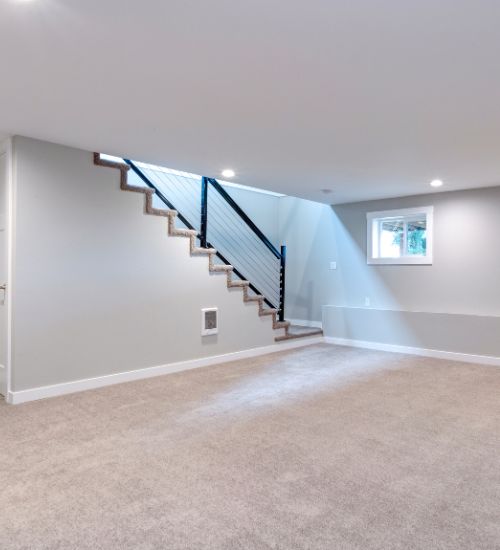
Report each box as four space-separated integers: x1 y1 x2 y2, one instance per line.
367 256 433 266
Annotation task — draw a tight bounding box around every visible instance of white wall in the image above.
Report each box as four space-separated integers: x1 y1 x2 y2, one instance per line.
10 137 279 393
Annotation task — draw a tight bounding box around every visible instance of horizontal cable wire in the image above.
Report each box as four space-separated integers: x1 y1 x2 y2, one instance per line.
206 219 280 300
207 218 280 304
208 203 279 288
143 167 201 230
208 234 280 301
206 207 280 289
209 242 279 302
206 198 279 285
207 189 279 272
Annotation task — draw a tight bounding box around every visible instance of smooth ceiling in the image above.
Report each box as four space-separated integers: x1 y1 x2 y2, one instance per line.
1 0 499 203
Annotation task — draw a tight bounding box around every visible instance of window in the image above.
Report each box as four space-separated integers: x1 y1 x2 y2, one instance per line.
367 206 433 265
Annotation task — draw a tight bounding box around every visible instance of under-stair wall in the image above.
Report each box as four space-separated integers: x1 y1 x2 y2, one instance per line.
8 137 299 399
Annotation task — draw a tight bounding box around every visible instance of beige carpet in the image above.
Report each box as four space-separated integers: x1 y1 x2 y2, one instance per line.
1 344 500 550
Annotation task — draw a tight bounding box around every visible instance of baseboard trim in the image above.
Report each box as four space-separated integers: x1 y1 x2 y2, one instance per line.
10 335 498 404
7 336 324 405
287 318 323 329
324 337 500 367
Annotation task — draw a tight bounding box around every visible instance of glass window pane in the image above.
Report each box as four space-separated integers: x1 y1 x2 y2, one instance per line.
368 208 432 264
406 218 427 256
379 219 404 257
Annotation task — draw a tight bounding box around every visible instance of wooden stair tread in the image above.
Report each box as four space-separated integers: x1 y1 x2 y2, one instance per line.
275 327 323 342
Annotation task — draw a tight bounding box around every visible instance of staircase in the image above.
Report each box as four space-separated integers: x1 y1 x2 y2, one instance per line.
94 153 323 342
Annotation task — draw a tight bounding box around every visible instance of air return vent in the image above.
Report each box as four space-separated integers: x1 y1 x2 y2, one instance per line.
201 308 218 336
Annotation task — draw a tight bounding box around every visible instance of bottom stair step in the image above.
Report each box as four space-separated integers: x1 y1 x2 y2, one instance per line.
275 325 323 342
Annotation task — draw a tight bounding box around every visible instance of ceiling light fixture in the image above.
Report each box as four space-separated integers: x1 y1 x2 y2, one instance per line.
430 179 443 188
221 169 235 178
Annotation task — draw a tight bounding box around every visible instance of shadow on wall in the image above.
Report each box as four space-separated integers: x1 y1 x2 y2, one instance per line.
330 203 397 308
330 204 421 346
289 280 314 323
279 198 331 322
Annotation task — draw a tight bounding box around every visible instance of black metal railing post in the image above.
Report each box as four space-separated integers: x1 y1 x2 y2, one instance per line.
200 176 208 248
279 245 287 321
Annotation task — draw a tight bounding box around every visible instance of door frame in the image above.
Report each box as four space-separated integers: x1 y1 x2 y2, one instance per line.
0 137 14 402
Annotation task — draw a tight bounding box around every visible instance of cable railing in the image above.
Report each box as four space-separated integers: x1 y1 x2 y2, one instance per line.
205 178 283 309
122 159 287 320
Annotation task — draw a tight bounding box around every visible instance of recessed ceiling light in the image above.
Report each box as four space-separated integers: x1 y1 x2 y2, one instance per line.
221 169 235 178
430 179 443 188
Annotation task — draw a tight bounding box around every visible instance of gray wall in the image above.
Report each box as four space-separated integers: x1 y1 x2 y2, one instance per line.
278 197 338 322
11 135 500 390
323 306 500 357
0 151 7 395
11 137 277 392
279 187 500 356
280 187 500 321
331 189 500 315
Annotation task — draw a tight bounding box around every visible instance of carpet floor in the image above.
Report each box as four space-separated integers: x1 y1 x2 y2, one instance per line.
1 344 500 549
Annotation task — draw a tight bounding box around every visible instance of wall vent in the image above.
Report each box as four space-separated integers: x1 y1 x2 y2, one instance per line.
201 308 218 336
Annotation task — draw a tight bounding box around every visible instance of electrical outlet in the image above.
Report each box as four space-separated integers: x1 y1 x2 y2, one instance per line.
364 297 371 307
329 261 337 270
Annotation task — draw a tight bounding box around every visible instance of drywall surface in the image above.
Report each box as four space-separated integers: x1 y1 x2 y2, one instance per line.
278 196 338 323
280 187 500 322
323 306 500 357
11 137 277 391
0 151 7 396
330 188 500 315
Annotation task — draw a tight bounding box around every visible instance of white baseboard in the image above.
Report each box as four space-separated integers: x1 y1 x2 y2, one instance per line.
7 336 324 405
324 337 500 367
287 318 323 329
12 334 497 405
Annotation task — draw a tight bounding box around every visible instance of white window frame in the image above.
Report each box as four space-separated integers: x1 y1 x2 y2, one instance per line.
366 206 434 265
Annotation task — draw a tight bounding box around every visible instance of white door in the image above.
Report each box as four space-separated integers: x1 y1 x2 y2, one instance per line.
0 151 7 397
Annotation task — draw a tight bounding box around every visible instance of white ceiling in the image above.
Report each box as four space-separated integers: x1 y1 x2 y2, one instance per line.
1 0 500 204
